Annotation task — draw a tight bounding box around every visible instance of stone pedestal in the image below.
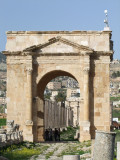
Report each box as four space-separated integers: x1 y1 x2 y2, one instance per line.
93 130 116 160
117 142 120 160
25 123 33 142
79 121 91 142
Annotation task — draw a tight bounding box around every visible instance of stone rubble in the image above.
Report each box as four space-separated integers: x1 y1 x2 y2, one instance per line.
0 120 23 148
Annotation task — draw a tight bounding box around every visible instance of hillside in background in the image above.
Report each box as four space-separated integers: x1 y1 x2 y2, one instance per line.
0 52 6 63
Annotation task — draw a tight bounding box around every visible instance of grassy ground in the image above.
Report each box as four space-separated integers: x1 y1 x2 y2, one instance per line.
58 141 91 158
60 126 78 141
0 118 6 127
110 96 120 101
113 109 120 120
0 142 49 160
0 127 91 160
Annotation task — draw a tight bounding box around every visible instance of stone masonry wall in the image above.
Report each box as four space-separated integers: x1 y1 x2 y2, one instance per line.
4 31 113 142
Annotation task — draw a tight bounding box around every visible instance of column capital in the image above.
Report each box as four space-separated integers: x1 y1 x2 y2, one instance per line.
26 67 33 75
83 67 90 74
25 120 33 126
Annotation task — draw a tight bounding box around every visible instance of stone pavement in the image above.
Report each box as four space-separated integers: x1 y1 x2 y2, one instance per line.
29 142 91 160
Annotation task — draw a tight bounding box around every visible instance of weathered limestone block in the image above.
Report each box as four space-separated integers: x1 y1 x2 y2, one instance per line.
93 130 116 160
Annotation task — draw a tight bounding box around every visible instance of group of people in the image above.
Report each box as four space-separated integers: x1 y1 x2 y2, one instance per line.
44 128 60 141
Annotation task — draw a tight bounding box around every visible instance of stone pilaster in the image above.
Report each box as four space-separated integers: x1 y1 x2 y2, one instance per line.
66 107 69 127
79 66 91 142
83 67 90 121
26 67 33 125
36 97 44 141
25 67 33 142
77 102 80 126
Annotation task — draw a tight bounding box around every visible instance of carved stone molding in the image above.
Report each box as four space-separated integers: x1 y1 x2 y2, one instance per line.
25 120 33 126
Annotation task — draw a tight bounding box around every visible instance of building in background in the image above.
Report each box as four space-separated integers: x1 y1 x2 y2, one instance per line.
47 82 61 90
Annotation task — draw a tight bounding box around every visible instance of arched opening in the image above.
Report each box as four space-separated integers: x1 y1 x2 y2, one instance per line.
37 70 78 100
36 70 80 142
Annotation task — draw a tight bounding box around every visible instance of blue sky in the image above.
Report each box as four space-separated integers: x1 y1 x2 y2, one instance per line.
0 0 120 59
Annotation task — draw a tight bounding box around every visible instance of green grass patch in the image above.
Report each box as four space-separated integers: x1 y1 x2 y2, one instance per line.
60 126 78 141
0 142 49 160
59 141 91 157
112 109 120 120
110 97 120 101
45 151 54 159
2 147 41 160
61 149 85 156
0 118 6 127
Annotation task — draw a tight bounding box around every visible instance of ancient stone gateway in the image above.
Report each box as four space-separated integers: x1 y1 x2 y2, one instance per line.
3 31 113 142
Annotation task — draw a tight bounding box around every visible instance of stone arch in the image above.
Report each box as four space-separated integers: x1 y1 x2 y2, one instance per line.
36 69 81 142
37 69 80 100
3 30 113 143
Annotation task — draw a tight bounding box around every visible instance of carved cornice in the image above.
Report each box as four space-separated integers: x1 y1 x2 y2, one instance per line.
2 51 35 56
92 51 114 56
2 50 113 58
6 30 112 35
34 52 92 56
2 51 22 56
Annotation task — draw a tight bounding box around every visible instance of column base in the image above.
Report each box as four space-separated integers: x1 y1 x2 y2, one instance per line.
25 121 33 142
79 121 91 142
24 133 34 142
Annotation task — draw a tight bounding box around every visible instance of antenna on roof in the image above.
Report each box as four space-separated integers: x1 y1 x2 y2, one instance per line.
104 10 110 31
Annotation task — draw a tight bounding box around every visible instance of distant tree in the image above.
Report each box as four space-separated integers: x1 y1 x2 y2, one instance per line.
112 71 120 78
55 91 66 102
44 93 51 100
